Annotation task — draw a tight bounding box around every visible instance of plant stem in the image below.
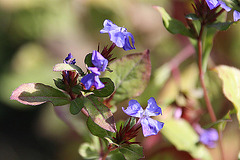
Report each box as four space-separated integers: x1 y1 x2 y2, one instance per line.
100 144 117 160
197 25 217 122
197 25 225 160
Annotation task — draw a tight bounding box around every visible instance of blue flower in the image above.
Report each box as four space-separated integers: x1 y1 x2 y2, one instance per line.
122 97 164 137
63 53 76 64
205 0 240 21
81 73 104 90
100 19 135 51
88 50 108 74
199 128 218 148
81 50 108 90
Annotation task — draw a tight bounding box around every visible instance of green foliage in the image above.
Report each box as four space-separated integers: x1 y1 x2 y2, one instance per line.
207 22 233 31
85 53 94 67
108 150 126 160
54 78 66 90
84 95 116 132
10 83 70 106
119 144 144 160
104 50 151 105
87 117 112 139
155 6 193 38
214 65 240 125
70 97 84 115
93 78 115 97
161 119 212 160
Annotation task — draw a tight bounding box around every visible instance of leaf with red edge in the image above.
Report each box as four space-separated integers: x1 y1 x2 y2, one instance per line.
84 95 116 132
10 83 70 106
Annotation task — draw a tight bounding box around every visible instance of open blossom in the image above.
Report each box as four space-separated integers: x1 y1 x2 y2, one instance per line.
100 19 135 51
122 97 164 137
81 50 108 90
199 128 219 148
205 0 240 21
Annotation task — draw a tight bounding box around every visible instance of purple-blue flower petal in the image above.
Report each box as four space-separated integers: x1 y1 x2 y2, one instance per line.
100 19 135 51
81 73 104 90
100 19 120 33
122 99 144 118
233 10 240 21
88 67 101 75
219 1 231 12
94 75 105 89
64 53 76 65
122 32 135 51
205 0 219 10
199 128 218 148
110 31 125 48
91 50 108 72
145 97 162 117
140 117 164 137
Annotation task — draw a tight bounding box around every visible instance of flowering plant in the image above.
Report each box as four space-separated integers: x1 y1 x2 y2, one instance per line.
8 0 240 159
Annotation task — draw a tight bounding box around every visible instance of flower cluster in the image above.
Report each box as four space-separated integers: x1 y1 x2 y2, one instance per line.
62 53 78 84
122 97 164 137
205 0 240 21
63 53 76 65
81 50 108 90
100 19 135 51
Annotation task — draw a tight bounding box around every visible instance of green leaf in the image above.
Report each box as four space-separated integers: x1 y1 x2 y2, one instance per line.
154 6 193 37
70 97 84 115
84 53 93 67
214 65 240 125
10 83 70 106
53 63 84 75
53 78 66 91
93 78 115 97
72 85 83 94
207 22 233 31
84 95 116 132
104 50 151 105
119 144 144 160
108 149 126 160
161 119 212 160
87 117 112 138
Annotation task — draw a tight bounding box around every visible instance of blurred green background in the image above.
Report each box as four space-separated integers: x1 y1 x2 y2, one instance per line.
0 0 239 159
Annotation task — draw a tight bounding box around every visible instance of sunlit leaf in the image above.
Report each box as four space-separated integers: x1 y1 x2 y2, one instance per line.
10 83 70 106
161 119 212 160
214 65 240 125
104 50 151 105
154 6 193 37
53 63 84 75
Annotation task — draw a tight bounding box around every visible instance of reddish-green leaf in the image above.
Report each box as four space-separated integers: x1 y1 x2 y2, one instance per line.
84 95 116 132
10 83 70 106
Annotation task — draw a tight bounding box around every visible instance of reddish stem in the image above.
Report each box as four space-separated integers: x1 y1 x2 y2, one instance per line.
197 25 225 160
